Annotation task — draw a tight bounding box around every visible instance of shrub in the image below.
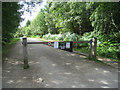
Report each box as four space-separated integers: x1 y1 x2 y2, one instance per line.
81 31 120 60
42 32 80 41
42 31 119 60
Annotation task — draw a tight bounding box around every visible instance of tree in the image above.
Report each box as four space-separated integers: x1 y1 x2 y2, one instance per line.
44 2 59 34
30 9 48 36
2 2 23 44
25 20 31 27
89 2 120 36
44 2 93 35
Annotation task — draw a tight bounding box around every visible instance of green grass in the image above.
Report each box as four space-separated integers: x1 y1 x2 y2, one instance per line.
73 47 89 54
30 35 40 38
38 38 61 42
73 47 105 64
39 38 48 42
2 38 20 55
73 47 119 62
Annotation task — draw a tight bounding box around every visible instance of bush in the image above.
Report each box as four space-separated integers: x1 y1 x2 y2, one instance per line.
42 32 80 41
80 31 120 60
43 31 120 60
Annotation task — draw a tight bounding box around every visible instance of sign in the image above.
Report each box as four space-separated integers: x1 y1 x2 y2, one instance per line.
60 46 65 49
48 42 51 46
54 42 59 48
43 42 46 44
66 42 70 48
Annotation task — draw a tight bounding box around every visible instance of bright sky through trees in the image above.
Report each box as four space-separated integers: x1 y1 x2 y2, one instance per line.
20 0 47 27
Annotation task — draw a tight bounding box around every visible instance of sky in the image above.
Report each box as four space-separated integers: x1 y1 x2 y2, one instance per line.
20 0 47 27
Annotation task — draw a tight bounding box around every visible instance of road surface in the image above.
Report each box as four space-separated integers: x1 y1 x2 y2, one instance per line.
2 38 118 88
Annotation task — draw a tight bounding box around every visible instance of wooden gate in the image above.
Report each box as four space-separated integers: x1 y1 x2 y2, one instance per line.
22 37 97 69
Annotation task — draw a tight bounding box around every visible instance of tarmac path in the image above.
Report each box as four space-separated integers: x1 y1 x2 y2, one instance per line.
2 38 118 88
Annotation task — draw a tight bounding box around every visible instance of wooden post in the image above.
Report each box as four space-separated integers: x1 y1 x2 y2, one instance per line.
89 39 92 59
93 37 97 58
23 37 29 69
69 41 73 52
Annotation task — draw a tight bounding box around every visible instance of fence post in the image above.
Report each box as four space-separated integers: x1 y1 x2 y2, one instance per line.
89 39 92 59
22 37 29 69
69 41 73 52
93 37 97 58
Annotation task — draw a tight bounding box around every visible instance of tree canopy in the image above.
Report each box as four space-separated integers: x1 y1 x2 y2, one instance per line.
2 2 23 44
27 2 120 36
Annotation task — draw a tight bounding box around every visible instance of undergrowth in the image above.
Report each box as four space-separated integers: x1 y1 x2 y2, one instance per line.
2 38 20 55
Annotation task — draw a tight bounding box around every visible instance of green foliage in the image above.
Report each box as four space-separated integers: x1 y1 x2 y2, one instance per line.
43 31 119 61
30 9 48 36
2 38 20 55
73 47 89 54
81 31 120 60
97 41 119 60
43 32 80 41
14 26 31 37
2 2 22 44
26 20 31 27
44 2 93 35
89 2 120 35
16 9 48 38
43 33 63 40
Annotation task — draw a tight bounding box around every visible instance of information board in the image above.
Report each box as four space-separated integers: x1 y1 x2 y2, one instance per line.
66 42 70 48
54 42 59 48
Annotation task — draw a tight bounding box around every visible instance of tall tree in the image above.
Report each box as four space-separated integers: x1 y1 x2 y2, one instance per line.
25 20 31 27
89 2 120 35
2 2 23 44
44 2 93 35
30 9 48 36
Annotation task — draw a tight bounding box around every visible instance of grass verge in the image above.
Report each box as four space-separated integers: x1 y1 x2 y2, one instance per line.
73 47 89 54
2 38 20 55
73 47 119 63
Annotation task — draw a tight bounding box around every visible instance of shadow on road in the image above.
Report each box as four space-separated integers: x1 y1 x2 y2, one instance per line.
2 38 118 88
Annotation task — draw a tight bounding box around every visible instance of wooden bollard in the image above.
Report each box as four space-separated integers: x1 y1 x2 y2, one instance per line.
22 37 29 69
69 41 73 52
89 39 92 59
93 37 97 58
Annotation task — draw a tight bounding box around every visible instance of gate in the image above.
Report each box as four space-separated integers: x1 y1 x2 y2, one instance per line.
22 37 97 69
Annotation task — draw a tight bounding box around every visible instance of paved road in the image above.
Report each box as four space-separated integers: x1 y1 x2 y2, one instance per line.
2 38 118 88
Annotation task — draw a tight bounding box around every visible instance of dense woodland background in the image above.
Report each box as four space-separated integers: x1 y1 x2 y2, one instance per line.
2 2 120 61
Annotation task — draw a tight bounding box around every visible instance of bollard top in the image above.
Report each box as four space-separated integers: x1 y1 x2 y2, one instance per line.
22 37 27 39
